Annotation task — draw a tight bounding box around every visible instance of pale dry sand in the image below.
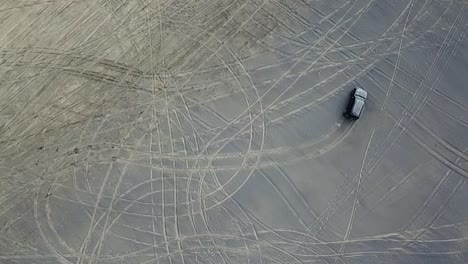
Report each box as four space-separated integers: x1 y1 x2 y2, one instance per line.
0 0 467 263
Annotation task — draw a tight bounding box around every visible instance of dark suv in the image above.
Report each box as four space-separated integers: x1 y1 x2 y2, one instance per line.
343 88 368 119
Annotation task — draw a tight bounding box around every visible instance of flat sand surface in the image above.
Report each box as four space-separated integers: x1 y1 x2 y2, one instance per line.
0 0 467 263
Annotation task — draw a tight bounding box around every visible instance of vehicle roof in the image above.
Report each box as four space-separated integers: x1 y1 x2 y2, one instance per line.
351 98 365 117
355 88 368 99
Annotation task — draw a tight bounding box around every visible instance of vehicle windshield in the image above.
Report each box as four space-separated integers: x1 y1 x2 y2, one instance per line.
355 88 368 99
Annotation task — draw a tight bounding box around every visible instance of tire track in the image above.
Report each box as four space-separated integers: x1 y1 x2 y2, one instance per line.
364 2 467 176
304 0 459 237
187 0 377 217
